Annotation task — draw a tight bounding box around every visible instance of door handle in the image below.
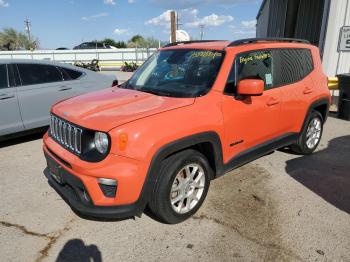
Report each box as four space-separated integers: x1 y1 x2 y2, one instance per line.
0 94 15 100
303 87 313 94
58 86 72 91
267 97 280 106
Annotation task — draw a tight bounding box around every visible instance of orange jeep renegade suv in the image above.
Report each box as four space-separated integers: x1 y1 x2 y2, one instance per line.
43 38 331 224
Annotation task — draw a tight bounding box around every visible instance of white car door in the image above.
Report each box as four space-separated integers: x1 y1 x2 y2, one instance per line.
60 66 112 95
16 63 75 129
0 64 24 136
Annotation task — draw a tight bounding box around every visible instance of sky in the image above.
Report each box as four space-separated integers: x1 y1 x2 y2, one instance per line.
0 0 262 49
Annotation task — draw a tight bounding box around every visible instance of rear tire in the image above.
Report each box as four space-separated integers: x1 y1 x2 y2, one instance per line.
149 149 212 224
291 111 323 155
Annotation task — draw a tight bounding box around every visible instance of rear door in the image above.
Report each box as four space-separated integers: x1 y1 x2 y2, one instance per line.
58 66 85 96
0 64 24 136
60 66 111 94
16 63 75 129
272 48 315 133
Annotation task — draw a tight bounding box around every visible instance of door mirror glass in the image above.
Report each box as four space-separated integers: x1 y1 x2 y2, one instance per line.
237 79 264 96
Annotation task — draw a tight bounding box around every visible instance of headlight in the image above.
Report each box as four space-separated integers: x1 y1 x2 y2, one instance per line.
94 132 109 154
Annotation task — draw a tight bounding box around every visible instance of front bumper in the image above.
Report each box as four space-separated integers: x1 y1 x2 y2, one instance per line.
44 150 146 219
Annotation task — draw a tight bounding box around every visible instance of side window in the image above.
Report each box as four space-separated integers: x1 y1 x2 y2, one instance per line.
235 50 273 91
17 64 63 86
60 67 83 80
8 64 22 87
272 48 314 87
303 49 314 75
0 64 8 89
224 64 236 95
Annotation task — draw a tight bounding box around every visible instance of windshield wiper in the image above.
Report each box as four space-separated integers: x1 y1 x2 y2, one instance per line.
119 80 135 90
140 88 174 97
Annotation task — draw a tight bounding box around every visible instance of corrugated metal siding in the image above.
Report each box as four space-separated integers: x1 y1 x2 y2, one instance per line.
294 0 325 45
256 0 270 37
267 0 288 37
322 0 350 76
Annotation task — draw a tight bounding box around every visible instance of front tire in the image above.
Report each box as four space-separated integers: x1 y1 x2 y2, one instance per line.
291 111 323 155
149 149 212 224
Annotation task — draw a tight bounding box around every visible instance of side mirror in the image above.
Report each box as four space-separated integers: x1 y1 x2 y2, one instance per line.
112 79 119 87
237 79 264 96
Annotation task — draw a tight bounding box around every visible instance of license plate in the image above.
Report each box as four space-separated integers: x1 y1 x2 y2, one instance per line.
47 160 64 185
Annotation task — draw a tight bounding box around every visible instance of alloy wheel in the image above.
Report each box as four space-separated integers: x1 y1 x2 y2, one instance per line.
306 117 322 149
170 164 206 214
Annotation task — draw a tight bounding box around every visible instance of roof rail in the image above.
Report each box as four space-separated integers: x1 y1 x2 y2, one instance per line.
163 40 225 48
228 37 310 47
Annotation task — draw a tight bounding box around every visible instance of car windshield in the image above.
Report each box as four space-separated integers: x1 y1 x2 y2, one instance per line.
121 49 224 98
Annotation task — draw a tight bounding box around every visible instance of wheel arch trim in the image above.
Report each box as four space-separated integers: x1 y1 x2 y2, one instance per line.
139 131 224 207
302 97 330 131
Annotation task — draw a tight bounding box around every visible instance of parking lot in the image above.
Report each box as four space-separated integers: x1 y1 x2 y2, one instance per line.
0 115 349 262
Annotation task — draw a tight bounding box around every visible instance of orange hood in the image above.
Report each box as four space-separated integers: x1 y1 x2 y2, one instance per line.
52 87 195 132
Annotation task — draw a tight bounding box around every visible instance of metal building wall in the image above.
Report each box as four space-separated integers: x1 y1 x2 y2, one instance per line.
256 0 270 37
294 0 325 45
267 0 288 37
322 0 350 76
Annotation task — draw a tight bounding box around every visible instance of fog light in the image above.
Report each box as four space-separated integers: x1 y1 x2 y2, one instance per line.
97 178 117 186
97 178 117 198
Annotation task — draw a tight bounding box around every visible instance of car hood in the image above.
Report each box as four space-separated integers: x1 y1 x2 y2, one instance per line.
52 87 195 132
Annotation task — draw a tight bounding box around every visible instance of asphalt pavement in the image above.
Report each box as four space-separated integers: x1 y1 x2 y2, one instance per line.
0 114 349 262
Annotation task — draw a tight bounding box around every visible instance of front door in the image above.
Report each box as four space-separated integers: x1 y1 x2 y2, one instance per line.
0 64 24 136
221 49 282 163
16 63 75 129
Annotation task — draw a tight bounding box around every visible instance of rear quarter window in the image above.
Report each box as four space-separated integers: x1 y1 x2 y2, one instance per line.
272 48 314 87
60 67 83 80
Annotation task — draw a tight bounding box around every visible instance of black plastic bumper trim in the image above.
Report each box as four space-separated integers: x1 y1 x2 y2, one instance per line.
44 150 144 219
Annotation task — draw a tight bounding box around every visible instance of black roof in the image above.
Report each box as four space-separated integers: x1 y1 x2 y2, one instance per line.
227 37 310 47
162 38 310 49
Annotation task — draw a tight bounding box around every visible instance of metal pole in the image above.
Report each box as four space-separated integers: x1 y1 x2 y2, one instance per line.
135 48 138 64
170 11 176 43
199 24 205 40
24 18 32 42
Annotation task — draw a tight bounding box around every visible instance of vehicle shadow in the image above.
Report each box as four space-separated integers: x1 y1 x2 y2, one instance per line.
56 239 102 262
0 129 46 148
285 135 350 214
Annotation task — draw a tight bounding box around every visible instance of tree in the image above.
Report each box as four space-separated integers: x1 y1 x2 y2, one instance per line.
127 35 161 48
0 28 39 50
115 41 127 48
99 38 127 48
127 34 147 48
145 37 160 48
130 35 144 43
101 38 116 47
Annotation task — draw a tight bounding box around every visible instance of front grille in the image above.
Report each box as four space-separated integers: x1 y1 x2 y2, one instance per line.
50 114 83 155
